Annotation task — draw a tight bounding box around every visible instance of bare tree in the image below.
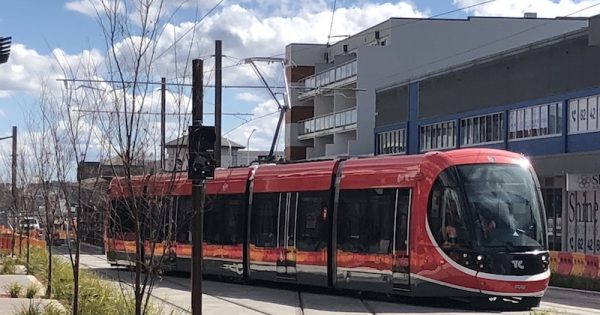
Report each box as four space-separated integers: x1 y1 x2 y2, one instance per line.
85 1 200 314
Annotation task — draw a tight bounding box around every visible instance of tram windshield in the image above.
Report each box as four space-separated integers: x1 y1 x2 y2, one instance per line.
457 164 546 251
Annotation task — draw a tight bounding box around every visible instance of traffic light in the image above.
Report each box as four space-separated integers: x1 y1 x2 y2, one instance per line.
188 125 216 180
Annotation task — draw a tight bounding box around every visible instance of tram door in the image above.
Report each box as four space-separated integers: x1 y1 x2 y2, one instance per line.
276 192 298 280
393 189 411 290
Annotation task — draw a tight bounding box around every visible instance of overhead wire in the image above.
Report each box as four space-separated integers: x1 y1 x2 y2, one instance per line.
223 110 280 136
154 0 226 61
326 0 338 46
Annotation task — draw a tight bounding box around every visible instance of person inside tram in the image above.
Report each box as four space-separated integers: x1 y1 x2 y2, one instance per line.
443 199 463 247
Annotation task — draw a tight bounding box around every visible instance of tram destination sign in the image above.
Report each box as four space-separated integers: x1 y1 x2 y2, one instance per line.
567 173 600 191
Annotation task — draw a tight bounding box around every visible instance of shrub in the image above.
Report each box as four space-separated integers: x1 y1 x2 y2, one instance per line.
43 303 66 315
550 273 600 292
1 257 16 274
15 301 42 315
23 246 163 315
25 283 41 298
5 282 23 298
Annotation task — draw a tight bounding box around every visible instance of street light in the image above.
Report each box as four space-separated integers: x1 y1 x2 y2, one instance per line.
247 129 256 165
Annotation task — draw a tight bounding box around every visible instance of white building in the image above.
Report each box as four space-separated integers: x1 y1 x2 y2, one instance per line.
284 15 588 160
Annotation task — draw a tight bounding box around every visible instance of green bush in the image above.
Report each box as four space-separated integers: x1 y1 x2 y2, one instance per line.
15 301 43 315
550 273 600 292
43 303 66 315
5 282 23 298
1 256 16 274
25 283 41 299
22 246 163 315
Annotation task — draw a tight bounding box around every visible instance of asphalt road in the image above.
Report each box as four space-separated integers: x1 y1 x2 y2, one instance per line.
55 244 600 315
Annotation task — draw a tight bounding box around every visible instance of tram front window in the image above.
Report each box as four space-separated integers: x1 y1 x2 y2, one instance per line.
457 164 545 251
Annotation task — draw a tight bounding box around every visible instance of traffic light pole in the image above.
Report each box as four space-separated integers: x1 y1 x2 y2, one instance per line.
191 59 204 315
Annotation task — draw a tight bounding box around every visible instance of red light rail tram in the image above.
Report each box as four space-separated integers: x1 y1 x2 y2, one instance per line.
105 148 549 308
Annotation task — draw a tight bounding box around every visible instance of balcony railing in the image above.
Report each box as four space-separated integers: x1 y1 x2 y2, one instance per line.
299 108 357 135
300 60 357 90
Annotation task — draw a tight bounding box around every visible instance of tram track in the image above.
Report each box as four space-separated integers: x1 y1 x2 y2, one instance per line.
359 298 377 315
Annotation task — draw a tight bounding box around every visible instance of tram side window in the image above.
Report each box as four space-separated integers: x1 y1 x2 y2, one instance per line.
337 189 396 254
175 196 193 243
144 197 170 243
205 194 246 245
109 198 136 240
428 180 468 248
251 193 280 248
395 189 411 252
296 191 330 252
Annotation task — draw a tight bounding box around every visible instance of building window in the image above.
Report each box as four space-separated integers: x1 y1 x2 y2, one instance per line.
568 94 599 134
420 121 456 152
460 112 504 146
509 102 562 140
376 128 406 155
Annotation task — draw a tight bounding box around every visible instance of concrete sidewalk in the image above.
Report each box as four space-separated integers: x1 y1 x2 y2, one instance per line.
0 274 65 315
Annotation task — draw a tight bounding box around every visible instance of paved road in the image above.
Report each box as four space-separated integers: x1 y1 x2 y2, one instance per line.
56 245 600 315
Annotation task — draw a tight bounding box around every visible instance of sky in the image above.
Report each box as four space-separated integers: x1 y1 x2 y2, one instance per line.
1 0 600 181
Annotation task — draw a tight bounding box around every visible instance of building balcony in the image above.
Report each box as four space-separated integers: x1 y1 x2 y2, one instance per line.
297 60 357 99
298 107 357 139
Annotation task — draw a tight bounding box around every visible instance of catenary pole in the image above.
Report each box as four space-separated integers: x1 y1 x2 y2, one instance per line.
215 40 222 167
191 59 204 315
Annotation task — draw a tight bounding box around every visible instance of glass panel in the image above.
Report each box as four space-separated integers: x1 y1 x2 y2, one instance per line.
485 115 492 142
473 118 480 144
549 104 557 134
395 189 411 252
205 194 245 245
337 189 396 254
458 164 545 250
336 67 342 81
441 123 447 148
420 127 425 151
251 193 280 248
296 191 329 251
557 102 563 134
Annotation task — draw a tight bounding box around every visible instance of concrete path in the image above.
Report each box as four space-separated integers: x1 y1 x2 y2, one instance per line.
0 275 45 297
0 298 65 315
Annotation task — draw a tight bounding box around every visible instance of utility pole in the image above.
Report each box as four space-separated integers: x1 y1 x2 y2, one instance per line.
215 40 222 168
1 127 17 223
161 77 166 171
11 126 16 209
191 59 204 315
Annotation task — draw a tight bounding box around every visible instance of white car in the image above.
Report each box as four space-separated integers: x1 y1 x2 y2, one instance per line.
19 217 40 231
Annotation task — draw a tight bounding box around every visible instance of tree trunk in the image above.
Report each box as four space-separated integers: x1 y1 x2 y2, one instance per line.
45 194 53 298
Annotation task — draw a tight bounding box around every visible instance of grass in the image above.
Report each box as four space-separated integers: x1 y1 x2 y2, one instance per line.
5 282 23 298
22 247 164 315
1 256 17 274
550 273 600 292
15 301 43 315
26 283 41 298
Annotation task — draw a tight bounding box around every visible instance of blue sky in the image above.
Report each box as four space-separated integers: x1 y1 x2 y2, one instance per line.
1 0 599 181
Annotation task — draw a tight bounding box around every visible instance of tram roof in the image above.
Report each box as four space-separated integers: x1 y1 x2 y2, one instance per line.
253 160 340 193
206 167 253 195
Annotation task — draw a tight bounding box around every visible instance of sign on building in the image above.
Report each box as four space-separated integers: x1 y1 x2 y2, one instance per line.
566 173 600 254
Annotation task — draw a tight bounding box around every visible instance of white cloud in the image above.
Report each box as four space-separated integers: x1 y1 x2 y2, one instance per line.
0 109 5 118
65 0 105 17
226 99 283 151
454 0 600 18
0 44 104 99
235 92 265 103
6 1 426 158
